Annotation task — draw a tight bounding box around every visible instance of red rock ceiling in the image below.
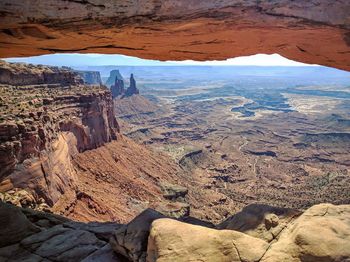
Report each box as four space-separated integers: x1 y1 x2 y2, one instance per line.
0 0 349 70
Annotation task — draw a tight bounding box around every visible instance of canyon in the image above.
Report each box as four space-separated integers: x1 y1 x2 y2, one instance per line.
0 61 349 262
0 61 192 224
0 0 350 261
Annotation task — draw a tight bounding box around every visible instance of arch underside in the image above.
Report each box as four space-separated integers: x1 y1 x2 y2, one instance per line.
0 0 349 71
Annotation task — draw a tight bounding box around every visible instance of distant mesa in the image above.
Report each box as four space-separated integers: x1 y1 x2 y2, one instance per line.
110 71 139 98
74 70 102 85
106 69 124 87
58 66 102 85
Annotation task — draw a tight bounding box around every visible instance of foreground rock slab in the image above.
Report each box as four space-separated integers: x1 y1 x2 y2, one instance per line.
219 204 302 242
1 202 350 262
147 218 269 262
0 202 125 261
261 203 350 262
110 209 166 262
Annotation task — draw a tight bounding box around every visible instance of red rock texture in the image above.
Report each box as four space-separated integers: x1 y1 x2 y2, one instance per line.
0 62 119 207
0 0 349 70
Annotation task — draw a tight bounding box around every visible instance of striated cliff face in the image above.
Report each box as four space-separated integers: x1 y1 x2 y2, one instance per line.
0 0 349 70
75 70 102 85
0 61 119 206
0 61 84 86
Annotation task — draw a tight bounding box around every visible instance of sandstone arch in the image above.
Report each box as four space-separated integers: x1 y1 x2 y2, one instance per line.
0 0 349 71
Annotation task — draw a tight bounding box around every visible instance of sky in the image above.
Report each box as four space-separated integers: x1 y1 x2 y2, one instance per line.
4 53 317 67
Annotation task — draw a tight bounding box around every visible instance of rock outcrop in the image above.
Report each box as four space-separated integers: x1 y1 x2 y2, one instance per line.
0 61 119 208
111 74 125 98
147 218 269 262
0 1 349 70
108 203 350 262
261 204 350 262
106 70 124 87
1 202 349 262
75 70 102 85
0 202 125 262
110 73 139 99
0 61 83 86
124 74 139 97
218 204 302 242
110 209 165 262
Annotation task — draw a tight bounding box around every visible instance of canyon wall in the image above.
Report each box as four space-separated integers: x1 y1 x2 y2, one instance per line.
0 61 119 206
75 70 102 85
0 62 84 86
0 0 349 70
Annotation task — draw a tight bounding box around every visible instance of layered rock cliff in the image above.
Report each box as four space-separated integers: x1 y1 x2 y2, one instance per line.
75 70 102 85
0 0 349 70
0 61 119 207
0 61 84 86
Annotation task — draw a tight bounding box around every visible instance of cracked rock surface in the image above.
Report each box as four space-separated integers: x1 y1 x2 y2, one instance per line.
0 202 125 262
1 202 350 261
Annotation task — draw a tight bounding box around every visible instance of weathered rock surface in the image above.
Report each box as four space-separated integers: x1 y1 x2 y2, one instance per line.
110 73 139 99
218 204 302 242
1 203 350 262
0 202 40 247
111 75 125 98
106 70 124 87
147 218 269 262
261 203 350 262
75 70 102 85
0 61 119 208
0 1 349 70
0 61 83 86
0 202 125 262
160 182 188 202
110 209 166 262
124 74 139 97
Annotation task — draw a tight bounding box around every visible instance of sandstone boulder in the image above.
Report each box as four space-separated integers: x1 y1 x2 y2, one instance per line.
0 202 40 247
147 218 269 262
20 224 106 261
160 182 188 201
261 204 350 262
110 208 165 262
219 204 301 242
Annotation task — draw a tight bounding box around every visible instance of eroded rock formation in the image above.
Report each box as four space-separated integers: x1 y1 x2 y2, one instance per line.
110 73 139 99
107 203 350 262
111 74 125 98
0 61 119 207
0 61 83 86
0 1 349 70
106 70 124 87
124 74 140 97
75 70 102 85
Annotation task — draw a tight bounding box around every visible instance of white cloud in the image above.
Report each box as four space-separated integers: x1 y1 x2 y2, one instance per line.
168 54 317 66
4 53 318 67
